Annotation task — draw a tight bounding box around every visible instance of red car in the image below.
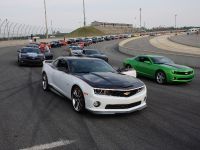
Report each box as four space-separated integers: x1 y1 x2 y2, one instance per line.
59 40 67 46
78 42 84 49
39 42 51 52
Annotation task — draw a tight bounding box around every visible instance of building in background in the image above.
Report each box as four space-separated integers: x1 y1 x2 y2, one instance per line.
91 21 134 34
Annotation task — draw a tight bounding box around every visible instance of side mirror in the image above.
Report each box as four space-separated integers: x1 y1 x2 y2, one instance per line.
144 61 151 64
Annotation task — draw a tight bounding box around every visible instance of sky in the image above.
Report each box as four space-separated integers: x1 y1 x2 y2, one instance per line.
0 0 200 32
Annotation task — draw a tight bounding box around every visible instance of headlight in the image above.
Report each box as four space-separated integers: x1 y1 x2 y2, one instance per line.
20 54 27 58
94 89 110 95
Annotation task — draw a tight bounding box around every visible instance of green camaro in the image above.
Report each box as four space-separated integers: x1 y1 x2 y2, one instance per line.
123 55 195 84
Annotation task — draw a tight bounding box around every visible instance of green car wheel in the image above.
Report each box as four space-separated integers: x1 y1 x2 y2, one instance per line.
156 71 166 84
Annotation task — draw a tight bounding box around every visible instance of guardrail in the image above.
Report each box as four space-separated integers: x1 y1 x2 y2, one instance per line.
118 37 200 68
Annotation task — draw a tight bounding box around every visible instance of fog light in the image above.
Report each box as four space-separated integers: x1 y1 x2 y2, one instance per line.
93 101 101 107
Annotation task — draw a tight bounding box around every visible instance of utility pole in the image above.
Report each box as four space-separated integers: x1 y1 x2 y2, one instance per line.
44 0 48 38
175 14 177 29
175 14 177 34
139 8 142 34
51 20 53 35
83 0 86 26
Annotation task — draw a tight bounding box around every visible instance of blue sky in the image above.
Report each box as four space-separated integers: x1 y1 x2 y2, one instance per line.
0 0 200 32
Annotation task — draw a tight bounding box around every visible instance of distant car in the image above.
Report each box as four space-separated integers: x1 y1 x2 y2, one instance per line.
69 46 83 56
40 49 53 60
104 36 111 41
92 37 98 43
26 44 39 48
67 38 76 44
59 40 67 46
77 42 85 49
123 55 195 84
42 57 147 114
82 49 108 62
39 42 51 50
17 47 44 66
50 41 61 48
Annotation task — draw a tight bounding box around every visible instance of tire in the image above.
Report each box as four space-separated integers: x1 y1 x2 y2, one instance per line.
18 58 22 66
42 73 49 91
156 71 167 84
125 64 132 69
71 86 85 112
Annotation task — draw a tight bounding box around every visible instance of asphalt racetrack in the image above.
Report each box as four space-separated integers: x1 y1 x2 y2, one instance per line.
0 40 200 150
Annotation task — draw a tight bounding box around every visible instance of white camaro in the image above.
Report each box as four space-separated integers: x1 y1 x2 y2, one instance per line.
42 57 147 114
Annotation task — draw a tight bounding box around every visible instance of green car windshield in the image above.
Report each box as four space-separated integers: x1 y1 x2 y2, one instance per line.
150 56 174 64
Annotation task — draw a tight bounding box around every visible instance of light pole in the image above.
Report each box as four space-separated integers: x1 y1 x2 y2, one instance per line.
83 0 86 26
44 0 48 38
175 14 177 34
175 14 177 29
139 8 142 34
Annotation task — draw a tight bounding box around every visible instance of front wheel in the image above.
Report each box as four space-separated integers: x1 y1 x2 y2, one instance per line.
42 73 49 91
71 86 85 112
125 64 132 69
156 71 167 84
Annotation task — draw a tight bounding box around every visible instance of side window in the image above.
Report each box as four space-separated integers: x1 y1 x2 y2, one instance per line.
57 59 66 68
138 57 150 63
56 59 69 72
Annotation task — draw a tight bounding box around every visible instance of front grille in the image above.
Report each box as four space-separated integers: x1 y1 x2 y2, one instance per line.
174 71 193 75
26 57 41 60
105 101 141 109
94 87 144 97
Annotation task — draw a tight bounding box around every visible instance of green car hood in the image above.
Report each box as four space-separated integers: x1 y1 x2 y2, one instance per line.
160 63 192 70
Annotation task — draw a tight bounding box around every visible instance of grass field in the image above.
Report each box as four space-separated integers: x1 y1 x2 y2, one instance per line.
66 26 104 37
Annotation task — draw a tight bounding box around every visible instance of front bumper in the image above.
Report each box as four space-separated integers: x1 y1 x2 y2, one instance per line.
85 88 147 114
19 58 43 65
167 73 195 83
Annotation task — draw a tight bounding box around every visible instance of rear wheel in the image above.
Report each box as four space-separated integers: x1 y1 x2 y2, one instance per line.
42 73 49 91
71 86 85 112
156 71 167 84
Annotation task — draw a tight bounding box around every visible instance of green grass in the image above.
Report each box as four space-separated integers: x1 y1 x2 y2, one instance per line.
66 26 104 37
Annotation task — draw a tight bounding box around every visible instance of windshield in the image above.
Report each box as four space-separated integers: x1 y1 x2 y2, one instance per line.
69 59 116 73
151 56 174 64
85 50 100 55
71 47 82 50
21 48 40 54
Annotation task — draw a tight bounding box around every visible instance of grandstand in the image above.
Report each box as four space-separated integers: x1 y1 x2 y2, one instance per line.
91 21 134 34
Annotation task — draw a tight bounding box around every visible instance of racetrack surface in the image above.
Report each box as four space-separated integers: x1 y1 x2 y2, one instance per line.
169 34 200 48
0 40 200 150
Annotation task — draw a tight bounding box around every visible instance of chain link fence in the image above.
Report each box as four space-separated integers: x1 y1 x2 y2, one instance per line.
0 18 61 41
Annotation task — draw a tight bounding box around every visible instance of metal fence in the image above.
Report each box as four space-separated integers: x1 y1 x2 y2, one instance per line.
0 18 60 41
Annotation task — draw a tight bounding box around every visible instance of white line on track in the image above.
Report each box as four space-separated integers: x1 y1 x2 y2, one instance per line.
20 139 75 150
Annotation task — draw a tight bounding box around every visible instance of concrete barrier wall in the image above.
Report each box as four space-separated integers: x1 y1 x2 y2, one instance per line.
119 38 200 68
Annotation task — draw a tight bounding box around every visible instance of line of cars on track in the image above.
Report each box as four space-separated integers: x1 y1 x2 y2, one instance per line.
16 36 195 114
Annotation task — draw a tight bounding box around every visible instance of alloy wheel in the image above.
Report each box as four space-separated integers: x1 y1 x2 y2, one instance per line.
156 72 166 84
72 87 84 112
